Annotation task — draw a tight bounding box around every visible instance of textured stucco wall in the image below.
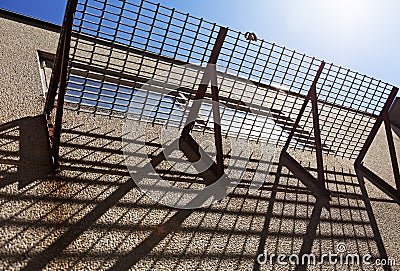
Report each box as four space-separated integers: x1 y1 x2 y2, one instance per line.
0 13 59 123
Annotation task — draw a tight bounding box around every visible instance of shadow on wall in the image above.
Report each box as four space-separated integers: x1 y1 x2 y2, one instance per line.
0 122 396 270
392 125 400 138
389 97 400 138
0 114 53 188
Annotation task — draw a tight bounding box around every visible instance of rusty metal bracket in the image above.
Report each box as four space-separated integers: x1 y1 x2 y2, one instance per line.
275 61 331 203
43 0 78 169
355 86 400 203
181 27 228 178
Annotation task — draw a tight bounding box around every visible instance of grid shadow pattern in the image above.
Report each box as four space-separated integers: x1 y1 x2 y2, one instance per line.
0 118 396 270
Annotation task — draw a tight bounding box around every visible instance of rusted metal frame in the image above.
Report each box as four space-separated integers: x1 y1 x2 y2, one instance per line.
180 27 228 175
356 164 400 204
355 86 398 163
276 61 329 200
211 74 224 176
43 0 74 115
43 0 75 153
383 111 400 191
283 62 325 151
47 0 78 168
347 77 375 159
181 27 228 135
355 86 400 201
289 58 320 152
309 62 326 185
280 151 330 197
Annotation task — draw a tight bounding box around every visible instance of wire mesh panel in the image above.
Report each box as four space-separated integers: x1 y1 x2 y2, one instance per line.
63 0 395 160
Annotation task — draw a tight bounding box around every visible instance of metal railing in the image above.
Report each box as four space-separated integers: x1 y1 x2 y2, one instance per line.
44 0 399 202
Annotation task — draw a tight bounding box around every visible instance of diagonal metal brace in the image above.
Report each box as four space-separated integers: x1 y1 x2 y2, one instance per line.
355 86 400 203
181 27 228 177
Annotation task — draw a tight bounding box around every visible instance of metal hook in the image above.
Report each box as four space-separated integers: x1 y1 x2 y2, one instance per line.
244 32 257 42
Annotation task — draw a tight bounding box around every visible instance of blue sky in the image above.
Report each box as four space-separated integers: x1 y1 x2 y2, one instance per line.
1 0 399 89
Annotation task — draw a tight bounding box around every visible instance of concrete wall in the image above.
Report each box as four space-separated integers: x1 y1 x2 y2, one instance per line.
0 10 59 123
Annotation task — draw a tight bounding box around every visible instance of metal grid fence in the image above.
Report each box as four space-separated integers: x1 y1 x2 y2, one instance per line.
62 0 395 159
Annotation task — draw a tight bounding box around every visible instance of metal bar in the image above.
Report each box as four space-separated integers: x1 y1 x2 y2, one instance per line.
208 27 228 65
355 86 399 165
181 27 228 136
280 151 330 204
179 27 227 176
211 80 224 176
290 57 319 151
347 76 374 158
282 61 325 151
353 86 400 202
383 112 400 191
43 0 74 115
51 0 78 168
181 82 209 136
179 134 223 184
274 62 327 196
310 62 326 184
356 164 400 204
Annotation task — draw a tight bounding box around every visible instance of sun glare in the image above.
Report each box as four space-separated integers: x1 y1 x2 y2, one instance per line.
323 0 371 30
287 0 375 37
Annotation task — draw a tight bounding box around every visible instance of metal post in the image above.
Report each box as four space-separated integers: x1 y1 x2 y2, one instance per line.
275 61 330 202
282 61 326 184
355 87 399 165
44 0 78 168
354 86 400 203
181 27 228 136
44 0 78 115
309 63 326 185
181 27 228 176
211 81 224 176
282 61 325 152
383 112 400 191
